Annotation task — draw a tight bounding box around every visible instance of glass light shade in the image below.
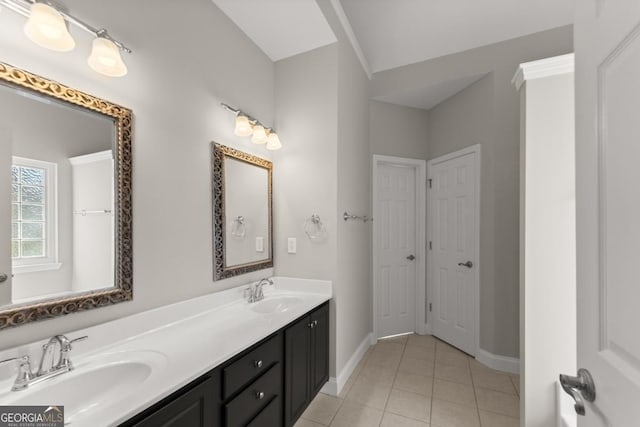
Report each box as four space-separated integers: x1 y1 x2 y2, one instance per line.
234 115 253 137
251 125 268 144
88 37 128 77
24 3 75 52
266 132 282 151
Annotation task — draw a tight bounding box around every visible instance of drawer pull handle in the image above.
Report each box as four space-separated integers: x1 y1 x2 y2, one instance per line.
256 391 265 400
254 360 263 368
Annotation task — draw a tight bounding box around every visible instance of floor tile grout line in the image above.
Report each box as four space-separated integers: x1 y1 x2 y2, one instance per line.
468 356 483 427
428 340 436 426
379 335 407 426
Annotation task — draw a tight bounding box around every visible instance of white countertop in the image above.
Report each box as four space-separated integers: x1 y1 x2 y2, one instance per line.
0 276 332 426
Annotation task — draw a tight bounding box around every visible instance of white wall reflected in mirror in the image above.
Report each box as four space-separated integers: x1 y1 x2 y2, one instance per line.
224 157 269 267
0 83 115 307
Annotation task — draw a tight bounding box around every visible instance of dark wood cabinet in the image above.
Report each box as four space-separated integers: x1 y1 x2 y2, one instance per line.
121 301 329 427
123 374 220 427
284 303 330 427
310 305 330 396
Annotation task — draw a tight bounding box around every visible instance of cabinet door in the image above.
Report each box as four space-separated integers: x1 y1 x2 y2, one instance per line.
131 376 218 427
311 304 330 396
284 315 311 427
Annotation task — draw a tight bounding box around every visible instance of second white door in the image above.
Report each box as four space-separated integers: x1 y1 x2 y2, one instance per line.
429 146 479 356
375 163 417 338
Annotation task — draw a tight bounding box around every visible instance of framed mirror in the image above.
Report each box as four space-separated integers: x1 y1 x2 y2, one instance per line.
212 143 272 280
0 62 133 329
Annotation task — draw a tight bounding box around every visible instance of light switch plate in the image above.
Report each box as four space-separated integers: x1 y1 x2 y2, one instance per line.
287 238 297 254
255 237 264 252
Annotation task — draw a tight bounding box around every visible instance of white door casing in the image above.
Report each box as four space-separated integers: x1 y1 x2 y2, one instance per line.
372 155 426 339
574 1 640 425
428 145 480 356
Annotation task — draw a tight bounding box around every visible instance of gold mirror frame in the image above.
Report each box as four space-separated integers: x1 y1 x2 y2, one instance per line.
0 62 133 330
212 143 273 280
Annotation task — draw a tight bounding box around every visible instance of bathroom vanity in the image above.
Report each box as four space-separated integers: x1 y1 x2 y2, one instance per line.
122 302 329 427
0 277 331 427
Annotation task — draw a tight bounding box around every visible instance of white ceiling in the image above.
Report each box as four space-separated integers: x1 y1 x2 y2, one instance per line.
211 0 336 62
373 73 487 111
340 0 574 73
211 0 573 109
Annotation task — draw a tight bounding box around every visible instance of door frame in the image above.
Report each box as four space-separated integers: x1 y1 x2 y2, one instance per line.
372 155 427 340
426 144 481 356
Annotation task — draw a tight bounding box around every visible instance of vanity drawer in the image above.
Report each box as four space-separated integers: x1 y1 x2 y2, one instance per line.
225 363 281 427
247 396 281 427
223 333 282 399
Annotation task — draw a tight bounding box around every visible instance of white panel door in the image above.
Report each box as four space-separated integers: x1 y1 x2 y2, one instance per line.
571 0 640 424
429 149 477 356
375 164 417 338
0 128 12 305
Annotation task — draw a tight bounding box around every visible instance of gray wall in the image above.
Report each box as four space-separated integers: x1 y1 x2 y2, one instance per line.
274 0 372 380
369 101 429 160
273 44 339 375
334 11 372 374
373 26 573 358
0 0 277 349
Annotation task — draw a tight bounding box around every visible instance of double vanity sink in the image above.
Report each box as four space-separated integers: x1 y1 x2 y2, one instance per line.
0 277 332 426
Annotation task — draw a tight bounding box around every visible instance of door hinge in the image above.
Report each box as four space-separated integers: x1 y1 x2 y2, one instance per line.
428 241 432 250
428 178 432 189
429 302 432 312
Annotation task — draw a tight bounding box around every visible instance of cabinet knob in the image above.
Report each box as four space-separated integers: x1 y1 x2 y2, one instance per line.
256 391 265 400
314 320 318 326
254 360 263 368
308 322 314 329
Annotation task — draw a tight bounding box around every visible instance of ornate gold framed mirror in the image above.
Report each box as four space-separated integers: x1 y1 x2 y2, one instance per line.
212 143 273 280
0 61 133 329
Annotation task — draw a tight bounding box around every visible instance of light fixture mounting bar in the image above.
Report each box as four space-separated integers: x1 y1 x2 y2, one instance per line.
220 102 273 131
0 0 132 53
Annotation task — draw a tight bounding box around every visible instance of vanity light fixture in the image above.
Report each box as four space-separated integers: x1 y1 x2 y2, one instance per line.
221 103 282 150
24 2 75 51
0 0 132 77
87 30 127 77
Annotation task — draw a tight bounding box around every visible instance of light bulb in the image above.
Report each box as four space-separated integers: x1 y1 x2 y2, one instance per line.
251 125 267 144
88 37 128 77
234 115 253 137
24 3 75 52
266 132 282 150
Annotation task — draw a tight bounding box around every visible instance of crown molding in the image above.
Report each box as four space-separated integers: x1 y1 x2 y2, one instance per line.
512 53 574 90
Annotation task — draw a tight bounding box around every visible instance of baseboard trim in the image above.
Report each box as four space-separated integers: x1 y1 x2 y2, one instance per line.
320 377 338 396
321 332 373 396
476 348 520 374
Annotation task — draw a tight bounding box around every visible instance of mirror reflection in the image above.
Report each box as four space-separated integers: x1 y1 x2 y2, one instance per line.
0 83 115 307
224 157 269 266
212 143 273 281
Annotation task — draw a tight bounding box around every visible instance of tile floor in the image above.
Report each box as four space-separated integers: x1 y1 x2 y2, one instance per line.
295 334 520 427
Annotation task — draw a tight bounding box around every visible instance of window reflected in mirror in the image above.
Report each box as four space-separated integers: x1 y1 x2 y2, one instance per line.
0 62 132 329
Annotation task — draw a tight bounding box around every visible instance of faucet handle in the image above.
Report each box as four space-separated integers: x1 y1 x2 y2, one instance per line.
0 355 29 367
68 335 88 350
56 335 87 371
0 356 33 390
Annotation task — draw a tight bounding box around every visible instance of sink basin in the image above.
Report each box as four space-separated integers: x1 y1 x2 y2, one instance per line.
1 350 166 425
251 296 303 314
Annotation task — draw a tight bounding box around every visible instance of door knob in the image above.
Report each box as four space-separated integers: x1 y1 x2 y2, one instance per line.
458 261 473 268
559 368 596 416
0 273 7 283
406 255 416 261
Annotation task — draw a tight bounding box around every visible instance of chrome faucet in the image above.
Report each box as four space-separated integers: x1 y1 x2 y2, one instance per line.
0 334 87 391
246 278 274 303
